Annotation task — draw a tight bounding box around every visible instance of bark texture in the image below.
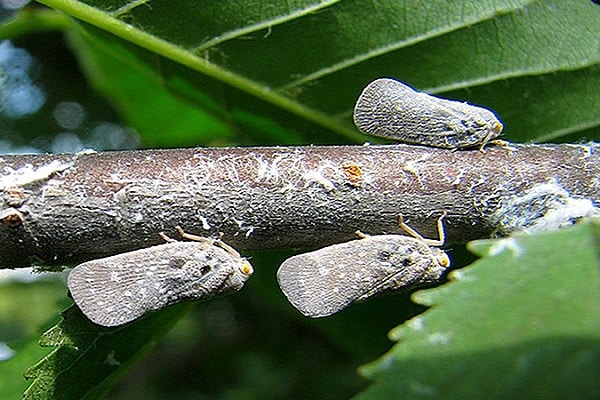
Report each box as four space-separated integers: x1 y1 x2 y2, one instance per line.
1 143 598 268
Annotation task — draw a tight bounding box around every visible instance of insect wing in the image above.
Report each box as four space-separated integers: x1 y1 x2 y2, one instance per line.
428 95 503 148
68 242 251 327
277 241 365 318
353 78 502 149
354 78 426 141
277 235 446 318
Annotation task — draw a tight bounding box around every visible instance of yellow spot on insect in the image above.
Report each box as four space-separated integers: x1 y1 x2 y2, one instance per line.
241 263 254 276
438 253 451 268
492 120 504 134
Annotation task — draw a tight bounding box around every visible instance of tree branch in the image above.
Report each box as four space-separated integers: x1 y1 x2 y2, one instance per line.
1 143 598 268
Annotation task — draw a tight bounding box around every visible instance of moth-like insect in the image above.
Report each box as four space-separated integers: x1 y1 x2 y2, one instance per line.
353 78 503 150
67 228 253 327
277 213 451 318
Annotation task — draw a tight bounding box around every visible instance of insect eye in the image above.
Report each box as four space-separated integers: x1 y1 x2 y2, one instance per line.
438 253 451 268
240 263 253 276
492 121 503 133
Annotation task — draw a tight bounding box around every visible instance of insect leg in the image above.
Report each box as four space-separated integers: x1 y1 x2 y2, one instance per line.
174 226 214 244
398 211 446 247
159 232 176 243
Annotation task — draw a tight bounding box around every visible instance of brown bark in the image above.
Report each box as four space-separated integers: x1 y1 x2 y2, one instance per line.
1 143 598 268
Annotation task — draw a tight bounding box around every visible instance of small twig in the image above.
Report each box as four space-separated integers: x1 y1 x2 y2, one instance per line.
0 143 598 268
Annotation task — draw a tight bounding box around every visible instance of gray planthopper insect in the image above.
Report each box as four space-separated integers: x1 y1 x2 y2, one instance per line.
353 78 503 150
277 212 451 318
67 227 253 327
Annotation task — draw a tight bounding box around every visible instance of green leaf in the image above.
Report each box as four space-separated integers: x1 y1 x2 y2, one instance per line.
0 7 69 38
0 279 69 399
0 338 54 398
357 220 600 399
23 303 191 399
67 25 240 147
32 0 600 144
